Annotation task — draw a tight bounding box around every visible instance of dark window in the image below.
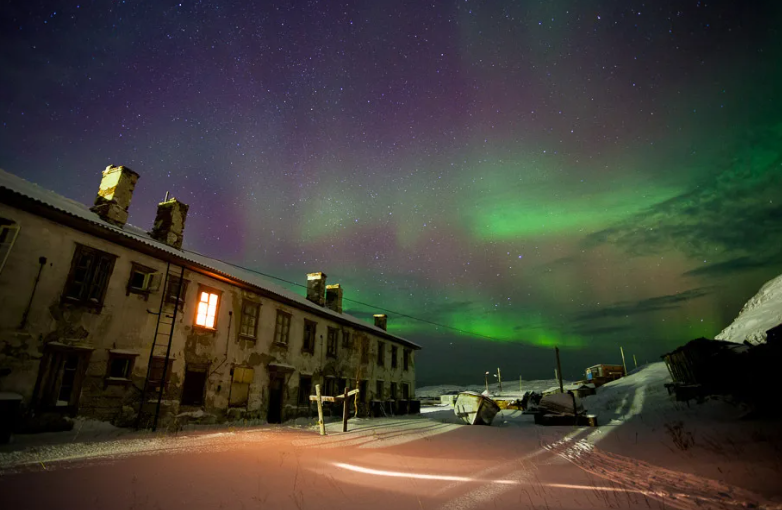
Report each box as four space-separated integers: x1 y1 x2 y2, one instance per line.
338 378 348 394
239 300 260 339
403 349 411 371
326 327 338 358
375 380 384 400
402 383 410 400
342 330 351 348
377 341 385 366
360 336 369 364
147 356 174 389
302 319 316 353
181 365 208 406
63 244 117 307
106 351 137 380
164 275 189 310
391 345 398 369
274 310 292 345
298 375 312 405
0 219 20 275
390 382 397 400
126 262 158 296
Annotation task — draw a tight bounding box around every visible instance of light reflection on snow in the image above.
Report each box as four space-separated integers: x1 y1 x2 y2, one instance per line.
333 462 519 485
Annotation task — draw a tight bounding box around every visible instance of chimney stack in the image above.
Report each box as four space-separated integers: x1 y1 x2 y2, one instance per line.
326 284 343 314
150 197 189 250
90 165 139 227
373 314 388 331
306 272 327 306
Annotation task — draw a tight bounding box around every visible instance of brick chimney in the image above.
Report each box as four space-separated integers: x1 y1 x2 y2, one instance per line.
373 314 387 331
326 284 343 314
90 165 139 227
306 272 327 306
150 197 189 249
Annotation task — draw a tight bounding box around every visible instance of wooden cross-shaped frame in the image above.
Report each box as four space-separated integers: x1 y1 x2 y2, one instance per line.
310 384 360 435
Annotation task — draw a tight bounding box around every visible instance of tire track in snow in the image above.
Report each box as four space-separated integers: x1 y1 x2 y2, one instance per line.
542 434 782 510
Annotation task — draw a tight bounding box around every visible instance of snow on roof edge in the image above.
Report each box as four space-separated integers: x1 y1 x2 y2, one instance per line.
0 168 420 349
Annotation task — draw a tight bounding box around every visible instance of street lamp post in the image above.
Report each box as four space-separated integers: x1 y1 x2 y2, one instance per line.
484 371 489 394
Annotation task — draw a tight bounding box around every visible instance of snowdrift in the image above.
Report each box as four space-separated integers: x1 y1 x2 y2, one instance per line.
716 272 782 345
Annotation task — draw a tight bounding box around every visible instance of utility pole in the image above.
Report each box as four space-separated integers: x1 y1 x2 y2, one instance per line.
633 354 638 370
519 375 523 394
484 371 489 394
620 346 628 376
555 347 564 394
497 368 503 393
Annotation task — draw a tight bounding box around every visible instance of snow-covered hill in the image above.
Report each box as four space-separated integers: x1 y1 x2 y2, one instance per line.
716 273 782 345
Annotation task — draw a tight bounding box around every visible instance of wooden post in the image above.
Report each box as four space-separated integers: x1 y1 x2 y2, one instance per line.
315 384 326 436
633 354 638 369
620 346 628 376
342 385 349 432
497 368 502 394
555 347 564 394
519 375 522 394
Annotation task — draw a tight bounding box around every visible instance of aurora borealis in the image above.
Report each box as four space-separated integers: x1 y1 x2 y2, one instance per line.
2 1 781 385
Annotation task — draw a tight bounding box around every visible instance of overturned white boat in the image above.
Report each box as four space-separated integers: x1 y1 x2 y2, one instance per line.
453 391 501 425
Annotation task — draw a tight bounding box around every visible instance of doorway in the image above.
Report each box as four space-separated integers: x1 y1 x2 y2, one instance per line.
267 374 284 423
34 345 92 414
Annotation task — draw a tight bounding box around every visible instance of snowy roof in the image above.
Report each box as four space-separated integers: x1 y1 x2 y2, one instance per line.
715 273 782 346
0 169 420 350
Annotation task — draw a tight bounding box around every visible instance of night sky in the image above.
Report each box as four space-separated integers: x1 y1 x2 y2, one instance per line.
2 1 781 386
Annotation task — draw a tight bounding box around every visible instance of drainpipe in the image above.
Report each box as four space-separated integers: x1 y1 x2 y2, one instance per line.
19 256 46 329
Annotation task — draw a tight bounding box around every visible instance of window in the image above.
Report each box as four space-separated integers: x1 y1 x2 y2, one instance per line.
302 319 316 353
181 363 209 406
326 327 338 358
338 378 348 394
391 345 398 369
147 356 174 389
324 376 337 397
195 287 220 329
298 375 312 405
342 330 352 348
360 336 369 364
377 341 385 367
390 382 397 400
375 380 384 400
63 243 117 308
0 219 20 275
274 310 292 345
105 351 138 381
239 300 260 339
164 275 189 309
403 349 411 371
402 383 410 400
126 262 159 296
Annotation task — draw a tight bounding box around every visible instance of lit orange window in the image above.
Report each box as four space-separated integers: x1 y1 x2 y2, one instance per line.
196 291 219 328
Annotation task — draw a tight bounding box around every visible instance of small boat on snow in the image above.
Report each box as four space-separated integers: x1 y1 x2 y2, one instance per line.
453 391 501 425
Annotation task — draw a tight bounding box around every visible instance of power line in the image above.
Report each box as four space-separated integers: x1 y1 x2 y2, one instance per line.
183 248 504 343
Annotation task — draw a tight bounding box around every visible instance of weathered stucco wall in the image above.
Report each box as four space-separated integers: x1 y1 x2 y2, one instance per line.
0 202 417 430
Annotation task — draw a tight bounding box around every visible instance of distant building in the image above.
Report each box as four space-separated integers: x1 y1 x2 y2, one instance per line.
0 166 419 430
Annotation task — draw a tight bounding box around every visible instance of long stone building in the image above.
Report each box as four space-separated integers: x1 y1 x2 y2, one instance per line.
0 166 419 431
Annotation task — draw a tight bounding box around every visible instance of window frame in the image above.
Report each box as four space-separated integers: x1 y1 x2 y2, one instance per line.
105 350 138 385
194 284 222 330
146 355 174 390
273 310 292 346
126 262 159 298
341 330 352 348
0 219 20 275
62 243 117 310
375 380 384 400
403 349 411 371
302 319 316 354
391 345 398 369
390 382 397 400
239 299 261 340
377 341 385 367
164 274 189 310
326 327 339 358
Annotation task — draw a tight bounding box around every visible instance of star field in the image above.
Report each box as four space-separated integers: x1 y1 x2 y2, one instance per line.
2 1 781 385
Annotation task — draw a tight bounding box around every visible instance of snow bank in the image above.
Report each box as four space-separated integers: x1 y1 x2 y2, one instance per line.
416 378 572 399
716 272 782 345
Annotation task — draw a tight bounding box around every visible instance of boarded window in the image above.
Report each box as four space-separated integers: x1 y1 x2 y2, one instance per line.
239 300 260 339
63 244 117 307
274 310 292 345
377 341 385 367
181 364 209 406
0 219 20 275
326 327 338 358
302 319 316 353
164 275 189 309
229 366 254 407
147 356 174 389
298 375 312 405
391 345 398 369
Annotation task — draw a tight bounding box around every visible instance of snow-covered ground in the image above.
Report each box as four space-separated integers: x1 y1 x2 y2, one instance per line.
716 272 782 345
416 378 573 400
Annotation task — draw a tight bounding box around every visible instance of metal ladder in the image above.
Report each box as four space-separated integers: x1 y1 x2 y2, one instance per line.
136 262 186 431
